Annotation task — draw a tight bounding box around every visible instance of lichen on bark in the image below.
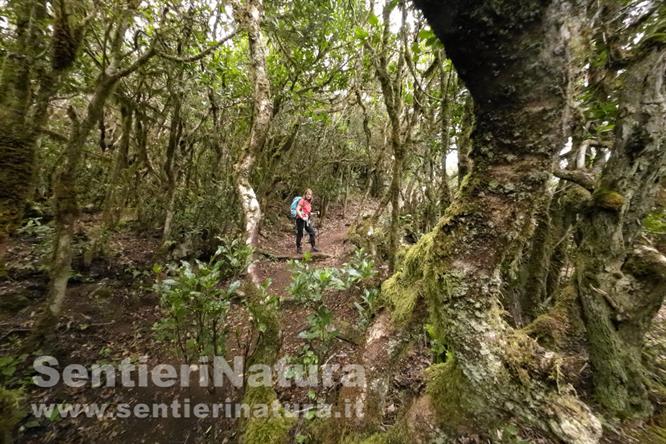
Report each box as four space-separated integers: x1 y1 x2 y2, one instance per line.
374 0 604 441
574 48 666 418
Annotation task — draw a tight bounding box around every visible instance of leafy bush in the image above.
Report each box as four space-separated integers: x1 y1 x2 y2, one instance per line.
353 288 380 328
0 355 28 387
343 249 380 327
425 323 448 363
244 279 280 335
288 259 343 350
288 260 345 303
299 307 335 342
153 238 251 362
16 217 54 270
341 248 377 286
288 249 379 357
283 347 320 382
16 217 52 238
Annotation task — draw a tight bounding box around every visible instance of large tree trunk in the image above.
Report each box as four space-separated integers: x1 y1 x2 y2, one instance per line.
233 0 272 285
42 74 119 331
380 0 602 441
37 13 155 334
160 97 184 248
0 0 79 242
0 0 45 240
575 48 666 418
371 0 408 271
102 100 133 229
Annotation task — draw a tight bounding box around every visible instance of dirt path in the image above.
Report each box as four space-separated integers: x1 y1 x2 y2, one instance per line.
252 204 371 409
255 205 357 297
2 203 369 443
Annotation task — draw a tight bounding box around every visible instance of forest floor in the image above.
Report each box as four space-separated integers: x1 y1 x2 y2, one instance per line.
0 201 401 444
2 202 665 443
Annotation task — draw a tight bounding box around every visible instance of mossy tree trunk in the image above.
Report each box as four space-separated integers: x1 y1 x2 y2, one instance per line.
161 96 184 247
39 15 156 333
233 0 272 285
367 0 409 271
0 0 46 236
383 0 602 441
159 13 198 249
102 99 133 229
0 0 81 243
574 48 666 418
518 180 585 321
47 87 113 325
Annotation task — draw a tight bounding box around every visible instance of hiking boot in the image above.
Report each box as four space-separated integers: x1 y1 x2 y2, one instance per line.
311 246 320 253
296 247 303 254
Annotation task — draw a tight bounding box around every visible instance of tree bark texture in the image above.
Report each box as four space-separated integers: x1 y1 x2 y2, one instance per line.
234 0 272 285
575 48 666 418
383 0 602 441
0 0 79 241
40 12 156 330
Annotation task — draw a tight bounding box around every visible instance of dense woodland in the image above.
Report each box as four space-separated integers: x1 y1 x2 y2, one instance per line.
0 0 665 442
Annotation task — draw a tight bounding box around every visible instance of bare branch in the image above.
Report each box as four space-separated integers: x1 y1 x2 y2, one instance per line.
155 30 238 63
109 45 157 81
553 169 596 191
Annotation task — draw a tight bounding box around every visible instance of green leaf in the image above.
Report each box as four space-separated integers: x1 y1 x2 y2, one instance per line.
354 26 369 40
418 29 435 41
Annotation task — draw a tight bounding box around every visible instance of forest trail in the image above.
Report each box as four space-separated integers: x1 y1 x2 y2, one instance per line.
255 205 358 298
253 201 371 375
2 0 665 441
1 202 372 443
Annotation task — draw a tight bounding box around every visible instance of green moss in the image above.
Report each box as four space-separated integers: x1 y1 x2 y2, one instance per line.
0 387 23 436
243 412 294 444
643 210 666 235
242 385 295 444
338 421 409 444
379 190 476 326
358 435 385 444
564 185 592 208
358 428 407 444
522 285 584 350
381 274 419 323
243 385 275 407
523 311 569 349
639 426 666 442
392 246 408 268
425 357 484 430
380 230 435 324
347 217 388 258
592 189 625 211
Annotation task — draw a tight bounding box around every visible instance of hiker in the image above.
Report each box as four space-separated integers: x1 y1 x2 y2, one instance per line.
294 189 319 254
